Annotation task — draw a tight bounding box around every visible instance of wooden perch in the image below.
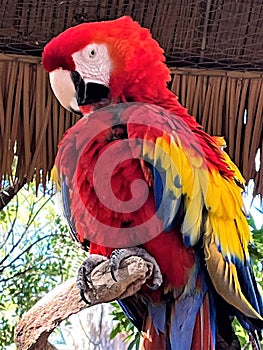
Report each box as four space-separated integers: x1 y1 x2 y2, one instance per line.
14 255 155 350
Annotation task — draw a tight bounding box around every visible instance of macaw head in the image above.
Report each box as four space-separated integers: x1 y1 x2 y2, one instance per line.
42 16 171 114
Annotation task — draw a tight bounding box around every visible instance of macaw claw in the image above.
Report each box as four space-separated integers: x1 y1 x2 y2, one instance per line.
110 247 163 290
77 254 107 304
110 265 118 282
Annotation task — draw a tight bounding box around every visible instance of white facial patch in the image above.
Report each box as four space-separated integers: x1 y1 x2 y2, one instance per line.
49 68 80 113
72 43 112 87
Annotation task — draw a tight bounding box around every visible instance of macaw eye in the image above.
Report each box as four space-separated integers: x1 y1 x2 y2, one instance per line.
89 49 96 58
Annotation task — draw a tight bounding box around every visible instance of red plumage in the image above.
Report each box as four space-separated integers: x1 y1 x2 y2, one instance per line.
56 108 195 290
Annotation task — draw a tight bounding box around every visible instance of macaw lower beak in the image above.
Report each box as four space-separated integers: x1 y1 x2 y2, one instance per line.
71 71 111 113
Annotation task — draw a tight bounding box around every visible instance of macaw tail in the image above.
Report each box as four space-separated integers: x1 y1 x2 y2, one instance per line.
140 291 215 350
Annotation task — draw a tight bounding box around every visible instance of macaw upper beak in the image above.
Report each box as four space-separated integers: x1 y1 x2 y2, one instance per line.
70 71 111 113
49 69 81 114
49 69 111 115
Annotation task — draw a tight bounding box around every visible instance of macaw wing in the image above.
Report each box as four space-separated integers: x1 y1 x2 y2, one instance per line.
52 106 164 256
124 103 263 328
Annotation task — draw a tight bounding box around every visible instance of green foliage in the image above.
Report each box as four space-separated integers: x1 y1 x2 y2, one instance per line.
110 301 140 350
247 210 263 264
0 184 86 350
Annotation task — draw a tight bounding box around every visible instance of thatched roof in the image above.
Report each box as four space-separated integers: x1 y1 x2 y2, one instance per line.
0 1 262 204
1 0 263 71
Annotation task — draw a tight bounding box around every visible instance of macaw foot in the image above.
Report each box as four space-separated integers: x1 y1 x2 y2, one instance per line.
110 247 163 290
77 254 107 304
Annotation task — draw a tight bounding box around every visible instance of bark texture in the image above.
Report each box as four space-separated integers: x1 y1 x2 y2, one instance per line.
14 256 153 350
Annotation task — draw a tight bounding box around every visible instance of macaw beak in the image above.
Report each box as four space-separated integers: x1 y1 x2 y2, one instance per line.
49 69 111 115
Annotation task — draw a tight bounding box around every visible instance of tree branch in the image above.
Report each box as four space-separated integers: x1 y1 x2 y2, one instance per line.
0 181 26 211
0 233 54 272
14 255 154 350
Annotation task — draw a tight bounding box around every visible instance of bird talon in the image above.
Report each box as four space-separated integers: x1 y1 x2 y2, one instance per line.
77 254 107 304
109 247 163 288
79 289 91 305
110 266 118 282
146 283 159 291
109 248 125 282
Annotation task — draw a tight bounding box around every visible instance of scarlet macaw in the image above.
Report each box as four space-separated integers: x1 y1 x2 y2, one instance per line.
42 17 263 350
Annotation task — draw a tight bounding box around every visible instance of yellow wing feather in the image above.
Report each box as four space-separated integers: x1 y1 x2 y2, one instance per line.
149 132 251 264
51 165 61 190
